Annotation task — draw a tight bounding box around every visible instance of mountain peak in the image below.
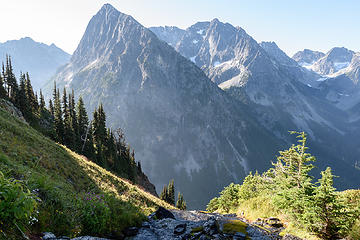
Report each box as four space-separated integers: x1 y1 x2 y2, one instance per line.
19 36 35 42
100 3 117 12
326 47 354 59
210 18 220 23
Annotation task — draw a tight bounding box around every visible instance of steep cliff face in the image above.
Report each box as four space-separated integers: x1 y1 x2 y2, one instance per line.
48 4 283 208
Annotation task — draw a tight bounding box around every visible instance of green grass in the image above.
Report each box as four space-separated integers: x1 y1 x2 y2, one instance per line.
222 220 247 234
0 107 173 239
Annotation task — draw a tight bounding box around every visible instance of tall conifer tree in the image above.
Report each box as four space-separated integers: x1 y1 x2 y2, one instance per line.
18 73 31 120
39 89 46 110
25 72 38 113
5 56 18 104
0 71 6 99
53 85 64 143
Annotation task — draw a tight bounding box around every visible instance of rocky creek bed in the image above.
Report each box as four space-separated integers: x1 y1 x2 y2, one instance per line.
43 207 302 240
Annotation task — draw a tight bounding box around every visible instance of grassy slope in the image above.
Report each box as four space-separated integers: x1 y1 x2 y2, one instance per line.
0 107 173 238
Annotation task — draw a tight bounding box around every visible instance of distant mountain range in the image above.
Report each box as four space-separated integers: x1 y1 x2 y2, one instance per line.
0 37 71 90
38 4 360 208
150 19 360 183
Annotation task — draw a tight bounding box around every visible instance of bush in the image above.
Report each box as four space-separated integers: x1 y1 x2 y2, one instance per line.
0 170 37 234
79 192 111 236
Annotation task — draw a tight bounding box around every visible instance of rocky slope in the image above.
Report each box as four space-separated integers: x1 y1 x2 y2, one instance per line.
149 26 185 48
292 47 360 118
0 37 71 90
311 47 354 75
47 4 283 209
130 208 289 240
292 49 325 67
151 20 360 190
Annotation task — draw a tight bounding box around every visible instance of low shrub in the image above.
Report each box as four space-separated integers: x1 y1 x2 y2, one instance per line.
0 170 37 236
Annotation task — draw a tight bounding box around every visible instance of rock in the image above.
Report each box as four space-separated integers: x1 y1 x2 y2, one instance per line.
72 237 109 240
199 235 210 240
42 232 111 240
174 223 187 235
282 234 303 240
148 212 156 220
123 227 139 237
142 221 151 228
181 233 192 240
203 217 219 235
233 232 246 240
155 207 175 220
42 232 57 240
192 232 203 239
0 99 26 123
265 217 283 228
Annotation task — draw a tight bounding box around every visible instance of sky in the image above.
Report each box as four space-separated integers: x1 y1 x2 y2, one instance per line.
0 0 359 56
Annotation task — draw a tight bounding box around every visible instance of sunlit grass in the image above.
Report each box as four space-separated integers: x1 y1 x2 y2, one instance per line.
0 108 172 239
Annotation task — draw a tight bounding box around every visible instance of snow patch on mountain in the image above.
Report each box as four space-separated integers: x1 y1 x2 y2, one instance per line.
333 61 350 71
317 77 328 82
197 29 205 35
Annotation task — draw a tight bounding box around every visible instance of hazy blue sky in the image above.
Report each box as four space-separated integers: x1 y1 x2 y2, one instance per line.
0 0 359 56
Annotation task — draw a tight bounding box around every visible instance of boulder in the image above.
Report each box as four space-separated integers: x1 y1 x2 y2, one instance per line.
42 232 57 240
155 207 175 220
203 216 219 235
123 227 139 237
174 223 187 235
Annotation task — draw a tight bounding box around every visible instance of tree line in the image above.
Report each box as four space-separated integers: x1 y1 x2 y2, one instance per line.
0 55 141 182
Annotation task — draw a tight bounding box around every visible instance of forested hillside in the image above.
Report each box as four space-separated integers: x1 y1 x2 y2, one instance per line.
0 56 174 239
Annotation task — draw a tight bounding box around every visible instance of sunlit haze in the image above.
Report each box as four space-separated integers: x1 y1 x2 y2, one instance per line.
1 0 359 56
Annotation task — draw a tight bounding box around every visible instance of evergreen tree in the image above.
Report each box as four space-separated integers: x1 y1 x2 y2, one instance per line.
272 131 315 220
39 89 46 111
17 73 31 120
167 179 175 205
68 90 78 150
137 161 142 173
5 56 18 105
76 96 89 150
49 99 54 117
92 104 107 165
53 86 64 143
25 72 38 113
176 192 187 210
62 87 74 147
0 71 6 99
303 167 357 239
105 129 117 168
1 63 5 92
160 185 168 203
